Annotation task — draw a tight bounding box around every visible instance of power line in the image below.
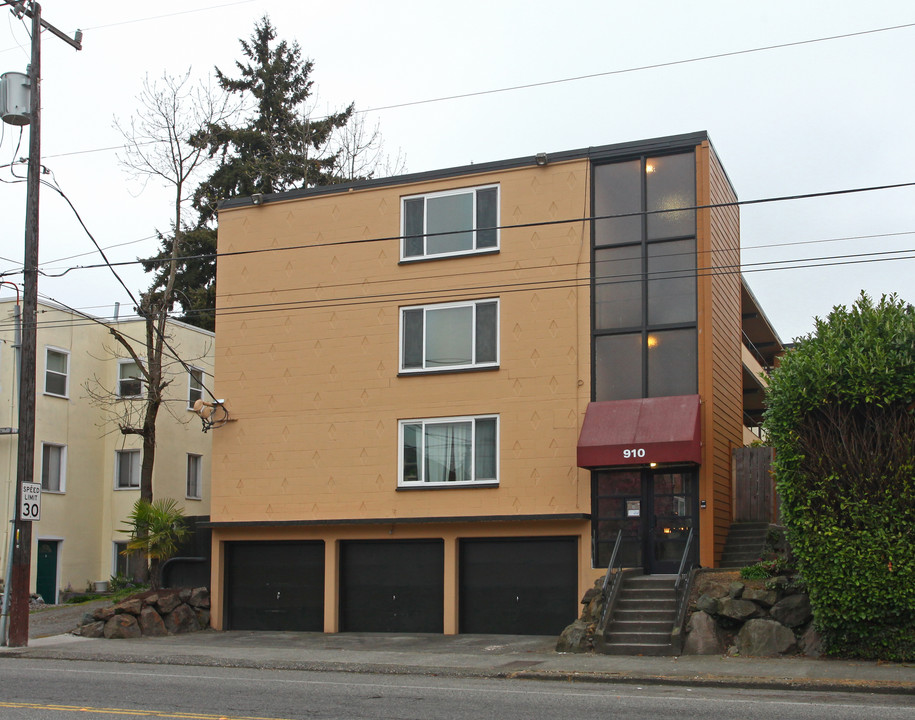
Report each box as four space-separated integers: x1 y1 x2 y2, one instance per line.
7 178 915 279
358 21 915 115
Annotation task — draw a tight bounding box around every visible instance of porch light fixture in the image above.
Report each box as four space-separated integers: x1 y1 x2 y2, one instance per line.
535 153 548 166
251 193 264 205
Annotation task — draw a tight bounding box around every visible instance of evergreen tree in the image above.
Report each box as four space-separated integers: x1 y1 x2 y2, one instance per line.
142 15 356 330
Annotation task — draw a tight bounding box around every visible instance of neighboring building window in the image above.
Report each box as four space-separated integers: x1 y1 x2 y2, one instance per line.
118 360 143 398
188 367 204 409
40 443 66 492
115 449 141 489
186 453 202 499
400 299 498 373
401 185 499 260
44 348 69 397
399 415 498 487
113 541 145 580
591 152 698 401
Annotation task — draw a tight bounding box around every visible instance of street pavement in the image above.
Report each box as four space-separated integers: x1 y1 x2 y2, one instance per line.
3 622 915 695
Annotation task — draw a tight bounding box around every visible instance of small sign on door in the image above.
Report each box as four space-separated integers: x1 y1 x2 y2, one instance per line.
20 482 41 521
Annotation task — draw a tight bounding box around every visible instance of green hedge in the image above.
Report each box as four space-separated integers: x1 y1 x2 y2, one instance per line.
764 293 915 660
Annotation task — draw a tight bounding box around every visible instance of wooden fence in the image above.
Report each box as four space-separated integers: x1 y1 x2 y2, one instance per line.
732 446 777 523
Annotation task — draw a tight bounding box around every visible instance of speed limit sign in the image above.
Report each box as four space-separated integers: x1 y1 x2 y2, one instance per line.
20 482 41 521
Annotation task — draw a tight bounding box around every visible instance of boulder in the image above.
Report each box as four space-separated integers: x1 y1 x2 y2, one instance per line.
728 582 745 599
188 587 210 609
683 610 725 655
164 603 202 634
695 594 720 615
770 593 812 628
156 591 182 615
93 605 116 622
718 597 759 621
179 588 192 603
195 608 211 629
139 606 168 637
556 619 592 653
78 621 105 638
103 614 141 639
742 587 778 608
114 598 143 616
737 618 797 656
695 575 731 599
799 624 823 658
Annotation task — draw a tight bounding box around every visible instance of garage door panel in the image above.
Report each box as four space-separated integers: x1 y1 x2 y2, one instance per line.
340 540 444 633
460 537 577 636
226 541 324 631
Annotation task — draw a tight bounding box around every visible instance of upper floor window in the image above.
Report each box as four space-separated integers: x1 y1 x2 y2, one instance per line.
115 449 141 489
44 348 69 397
41 442 66 492
188 367 204 409
186 453 202 499
399 415 498 487
118 360 143 398
400 299 498 373
401 185 499 261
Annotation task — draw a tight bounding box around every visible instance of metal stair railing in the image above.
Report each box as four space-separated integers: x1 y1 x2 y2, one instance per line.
671 527 696 654
596 529 624 635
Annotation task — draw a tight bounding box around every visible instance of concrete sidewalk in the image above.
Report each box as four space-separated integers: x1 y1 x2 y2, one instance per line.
3 629 915 695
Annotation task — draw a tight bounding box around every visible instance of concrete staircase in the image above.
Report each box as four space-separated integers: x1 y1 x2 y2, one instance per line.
719 521 770 569
600 574 677 655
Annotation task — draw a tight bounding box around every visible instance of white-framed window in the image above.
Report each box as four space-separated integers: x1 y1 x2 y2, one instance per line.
40 442 66 493
186 453 202 499
401 184 499 261
187 367 204 409
117 359 143 398
44 347 69 397
398 415 499 487
400 298 499 373
115 449 141 489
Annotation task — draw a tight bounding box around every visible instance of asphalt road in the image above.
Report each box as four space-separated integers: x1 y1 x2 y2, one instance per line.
2 658 914 720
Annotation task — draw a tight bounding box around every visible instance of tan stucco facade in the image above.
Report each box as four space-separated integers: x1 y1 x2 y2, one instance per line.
0 299 213 601
209 134 750 633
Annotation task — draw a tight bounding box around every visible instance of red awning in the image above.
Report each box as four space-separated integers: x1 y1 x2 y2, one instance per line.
577 395 702 468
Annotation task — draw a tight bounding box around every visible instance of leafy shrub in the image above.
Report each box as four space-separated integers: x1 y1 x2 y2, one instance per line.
740 561 776 580
764 293 915 660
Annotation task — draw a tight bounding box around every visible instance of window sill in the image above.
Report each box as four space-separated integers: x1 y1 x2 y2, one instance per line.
397 481 499 490
42 392 69 399
114 486 140 491
398 248 500 265
41 489 65 495
185 495 202 501
398 365 499 378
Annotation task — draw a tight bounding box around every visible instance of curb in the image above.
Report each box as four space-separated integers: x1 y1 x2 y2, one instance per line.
3 648 915 695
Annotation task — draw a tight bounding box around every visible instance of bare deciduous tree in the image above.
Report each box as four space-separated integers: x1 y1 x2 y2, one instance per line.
94 71 235 503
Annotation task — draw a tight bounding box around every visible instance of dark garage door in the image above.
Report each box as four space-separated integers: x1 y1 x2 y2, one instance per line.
340 540 444 633
460 537 578 635
225 541 324 631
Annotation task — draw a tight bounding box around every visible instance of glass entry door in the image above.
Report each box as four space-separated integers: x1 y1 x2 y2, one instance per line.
592 467 697 574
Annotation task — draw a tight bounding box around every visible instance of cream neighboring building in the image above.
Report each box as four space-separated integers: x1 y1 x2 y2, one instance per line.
0 298 213 603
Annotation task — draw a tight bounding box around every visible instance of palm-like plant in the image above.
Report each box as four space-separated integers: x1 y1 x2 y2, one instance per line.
120 498 190 590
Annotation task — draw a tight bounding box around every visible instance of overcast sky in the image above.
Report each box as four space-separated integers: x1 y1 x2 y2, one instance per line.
1 0 913 342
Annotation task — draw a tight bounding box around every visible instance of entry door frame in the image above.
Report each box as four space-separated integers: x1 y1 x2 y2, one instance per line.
36 537 63 604
591 466 698 574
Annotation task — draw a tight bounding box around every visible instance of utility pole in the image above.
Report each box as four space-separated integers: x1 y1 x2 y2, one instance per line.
2 0 81 648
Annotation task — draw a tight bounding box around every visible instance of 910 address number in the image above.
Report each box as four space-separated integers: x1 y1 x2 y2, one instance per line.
623 448 646 459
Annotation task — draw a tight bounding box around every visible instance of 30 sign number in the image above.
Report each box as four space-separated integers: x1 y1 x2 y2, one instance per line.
622 448 646 459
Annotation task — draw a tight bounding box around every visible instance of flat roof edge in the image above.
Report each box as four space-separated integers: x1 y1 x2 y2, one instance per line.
219 131 712 210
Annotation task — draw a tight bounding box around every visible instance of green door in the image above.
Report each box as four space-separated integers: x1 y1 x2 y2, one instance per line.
36 540 59 604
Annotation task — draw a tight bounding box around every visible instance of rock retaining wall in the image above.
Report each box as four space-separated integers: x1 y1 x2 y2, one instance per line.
73 588 210 639
684 571 821 657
